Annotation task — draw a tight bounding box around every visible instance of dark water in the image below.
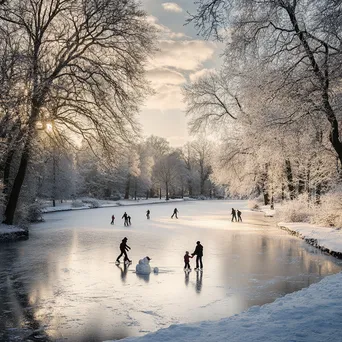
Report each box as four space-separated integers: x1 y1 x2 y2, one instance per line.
0 201 341 342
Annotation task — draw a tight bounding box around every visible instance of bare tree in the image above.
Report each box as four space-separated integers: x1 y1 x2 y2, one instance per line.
153 152 183 200
188 0 342 172
0 0 155 224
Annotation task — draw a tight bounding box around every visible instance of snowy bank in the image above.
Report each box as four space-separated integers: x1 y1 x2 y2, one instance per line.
278 222 342 258
42 198 186 213
112 271 342 342
0 224 28 241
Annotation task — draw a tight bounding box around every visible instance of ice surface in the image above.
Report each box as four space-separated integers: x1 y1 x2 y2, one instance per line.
0 200 341 342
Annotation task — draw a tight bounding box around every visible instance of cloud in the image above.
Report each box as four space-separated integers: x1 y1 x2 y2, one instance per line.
146 68 186 86
144 84 185 110
146 15 186 40
151 40 216 71
189 68 215 82
162 2 183 13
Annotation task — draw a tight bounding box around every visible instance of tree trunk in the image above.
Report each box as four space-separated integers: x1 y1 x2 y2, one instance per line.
298 167 305 195
124 174 131 199
2 148 15 202
52 150 57 207
315 183 321 205
3 142 30 224
261 163 270 205
159 187 161 200
285 159 295 200
2 100 40 225
165 182 169 200
146 190 149 200
188 179 193 196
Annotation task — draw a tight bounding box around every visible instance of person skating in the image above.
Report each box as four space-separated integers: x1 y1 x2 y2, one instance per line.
237 209 242 222
116 237 131 263
122 212 128 226
111 214 115 225
146 209 150 219
171 208 179 219
127 215 131 226
231 208 237 222
184 251 193 271
191 241 203 270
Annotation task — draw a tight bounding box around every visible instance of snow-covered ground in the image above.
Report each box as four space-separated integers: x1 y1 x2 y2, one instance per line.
41 197 186 213
278 222 342 254
1 200 341 342
0 224 28 241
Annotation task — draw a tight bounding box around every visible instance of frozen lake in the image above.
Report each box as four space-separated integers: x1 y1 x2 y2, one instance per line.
1 200 341 342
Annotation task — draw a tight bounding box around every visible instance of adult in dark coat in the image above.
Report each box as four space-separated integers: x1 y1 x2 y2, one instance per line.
122 212 128 226
231 208 237 222
237 210 242 222
171 208 179 219
191 241 203 270
116 237 131 263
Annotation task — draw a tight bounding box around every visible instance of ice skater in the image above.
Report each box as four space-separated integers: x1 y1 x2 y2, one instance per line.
171 208 179 219
231 208 237 222
127 215 131 226
111 214 115 225
122 212 128 226
146 209 150 219
116 237 131 264
184 251 192 271
237 209 242 222
191 241 203 270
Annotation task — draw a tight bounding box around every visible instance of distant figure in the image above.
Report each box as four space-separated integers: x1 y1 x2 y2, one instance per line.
146 209 150 220
237 210 242 222
191 241 203 270
184 251 192 270
111 214 115 225
122 212 128 226
116 237 131 263
171 208 179 219
231 208 237 222
127 215 131 226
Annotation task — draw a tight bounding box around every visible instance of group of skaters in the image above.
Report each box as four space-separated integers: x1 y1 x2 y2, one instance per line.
110 208 179 226
231 208 242 222
111 213 132 226
115 237 204 271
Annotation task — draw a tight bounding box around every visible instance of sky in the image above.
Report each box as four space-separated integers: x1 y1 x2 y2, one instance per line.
140 1 223 147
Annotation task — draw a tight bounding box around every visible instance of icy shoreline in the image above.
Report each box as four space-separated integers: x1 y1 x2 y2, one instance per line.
278 222 342 259
0 224 28 241
42 198 186 213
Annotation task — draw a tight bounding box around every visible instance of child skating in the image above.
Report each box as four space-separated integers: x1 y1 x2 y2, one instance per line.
184 251 193 271
110 215 115 225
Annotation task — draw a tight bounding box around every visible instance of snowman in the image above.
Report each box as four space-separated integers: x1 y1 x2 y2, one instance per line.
136 257 159 275
136 256 151 275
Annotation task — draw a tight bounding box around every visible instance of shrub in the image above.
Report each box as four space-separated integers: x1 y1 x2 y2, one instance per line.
71 200 84 208
248 200 260 210
276 195 312 223
311 192 342 229
82 199 100 208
